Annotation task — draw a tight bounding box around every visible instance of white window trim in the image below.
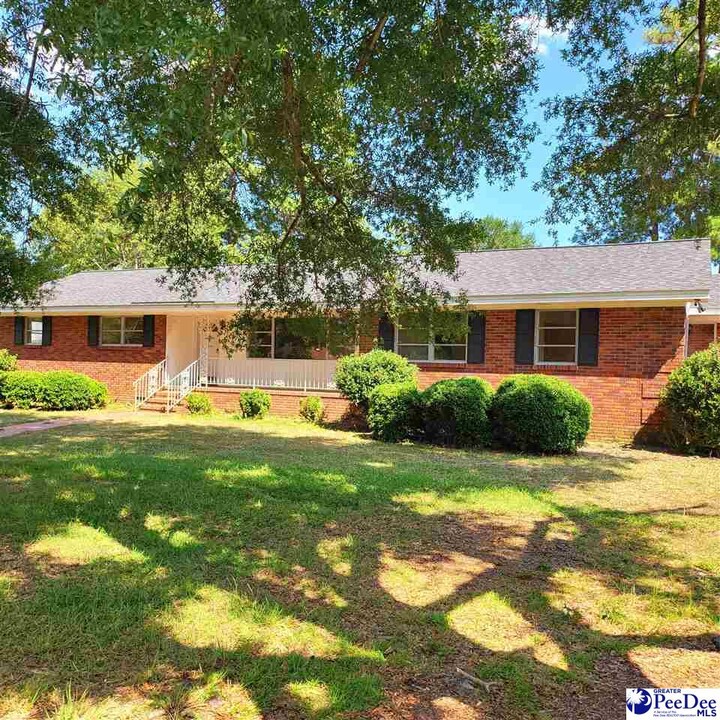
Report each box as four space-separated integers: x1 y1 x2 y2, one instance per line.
25 317 43 346
534 309 579 366
394 320 468 364
99 316 144 347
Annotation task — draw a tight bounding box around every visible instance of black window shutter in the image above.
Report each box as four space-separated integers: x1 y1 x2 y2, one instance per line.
87 316 100 346
467 312 486 364
14 317 24 345
42 316 52 346
515 309 535 365
143 315 155 347
378 316 395 351
578 308 600 366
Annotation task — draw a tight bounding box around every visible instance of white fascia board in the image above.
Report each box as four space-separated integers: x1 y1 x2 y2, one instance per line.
461 289 710 309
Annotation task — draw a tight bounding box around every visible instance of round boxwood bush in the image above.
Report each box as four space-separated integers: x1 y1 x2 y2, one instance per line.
0 349 18 372
334 350 417 410
186 392 212 415
299 395 325 424
420 377 494 447
237 388 271 418
491 375 592 454
661 343 720 454
2 370 108 410
367 382 422 443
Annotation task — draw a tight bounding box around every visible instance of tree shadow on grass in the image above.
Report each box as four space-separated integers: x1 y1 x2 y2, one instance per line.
0 419 717 718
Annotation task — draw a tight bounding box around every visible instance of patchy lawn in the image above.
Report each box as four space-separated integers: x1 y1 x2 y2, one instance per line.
0 409 57 428
0 414 718 719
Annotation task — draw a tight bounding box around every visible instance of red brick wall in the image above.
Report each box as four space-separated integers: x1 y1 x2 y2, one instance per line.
0 315 167 402
688 323 718 355
409 307 687 441
195 387 354 424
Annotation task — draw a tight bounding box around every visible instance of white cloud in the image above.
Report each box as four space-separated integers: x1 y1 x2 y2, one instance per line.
518 15 569 56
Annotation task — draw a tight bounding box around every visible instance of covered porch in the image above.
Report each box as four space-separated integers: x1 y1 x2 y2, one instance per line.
165 313 348 394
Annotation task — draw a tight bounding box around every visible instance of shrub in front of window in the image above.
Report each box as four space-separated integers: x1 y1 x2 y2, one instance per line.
299 396 325 424
491 375 592 454
40 371 109 410
0 349 18 372
367 382 422 443
420 377 494 447
334 350 418 410
1 370 108 410
661 343 720 454
237 389 271 419
185 392 213 415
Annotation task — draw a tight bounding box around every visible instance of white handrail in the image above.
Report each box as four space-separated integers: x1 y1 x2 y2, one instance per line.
165 357 208 412
133 358 168 410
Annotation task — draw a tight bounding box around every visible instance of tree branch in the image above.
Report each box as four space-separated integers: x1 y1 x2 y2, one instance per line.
688 0 707 118
354 14 388 78
14 24 45 129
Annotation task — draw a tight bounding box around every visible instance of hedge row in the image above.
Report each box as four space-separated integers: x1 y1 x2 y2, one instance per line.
365 373 592 454
0 370 109 410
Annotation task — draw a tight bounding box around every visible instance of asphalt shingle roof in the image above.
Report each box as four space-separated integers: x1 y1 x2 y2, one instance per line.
19 238 713 310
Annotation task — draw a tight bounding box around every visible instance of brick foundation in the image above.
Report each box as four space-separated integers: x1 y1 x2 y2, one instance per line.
195 386 354 424
0 315 166 402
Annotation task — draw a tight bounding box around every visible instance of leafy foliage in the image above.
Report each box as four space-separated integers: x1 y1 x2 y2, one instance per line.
335 350 417 410
185 392 213 415
420 377 494 447
367 382 421 443
661 343 720 454
33 165 168 273
448 216 535 252
1 370 108 410
540 3 720 260
491 375 592 454
0 349 18 372
299 395 325 424
237 389 271 419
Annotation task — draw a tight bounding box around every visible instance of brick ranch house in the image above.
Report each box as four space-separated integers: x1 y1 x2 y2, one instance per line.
1 238 718 441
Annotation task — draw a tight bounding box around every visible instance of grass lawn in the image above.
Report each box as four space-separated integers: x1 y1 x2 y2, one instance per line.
0 412 718 719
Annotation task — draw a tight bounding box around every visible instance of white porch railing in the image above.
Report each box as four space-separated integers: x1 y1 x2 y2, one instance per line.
133 358 167 410
165 356 208 412
207 358 338 392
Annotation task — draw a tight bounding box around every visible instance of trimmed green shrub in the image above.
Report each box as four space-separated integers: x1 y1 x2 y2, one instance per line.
0 370 10 402
491 375 592 454
300 395 325 424
661 343 720 454
420 377 494 447
238 389 271 418
367 382 422 443
2 371 46 409
1 370 108 410
40 371 108 410
186 392 212 415
0 349 18 372
335 350 417 410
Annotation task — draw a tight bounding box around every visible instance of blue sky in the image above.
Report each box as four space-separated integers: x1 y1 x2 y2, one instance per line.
448 30 587 247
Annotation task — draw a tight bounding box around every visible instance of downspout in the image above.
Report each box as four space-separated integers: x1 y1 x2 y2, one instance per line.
683 304 690 358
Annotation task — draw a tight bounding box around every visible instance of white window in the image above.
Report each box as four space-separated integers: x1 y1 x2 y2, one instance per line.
25 317 43 346
100 316 144 346
396 315 467 363
535 310 578 364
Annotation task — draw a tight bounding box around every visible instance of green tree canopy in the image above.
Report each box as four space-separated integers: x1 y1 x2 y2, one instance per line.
539 1 720 261
448 215 535 251
33 165 168 274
